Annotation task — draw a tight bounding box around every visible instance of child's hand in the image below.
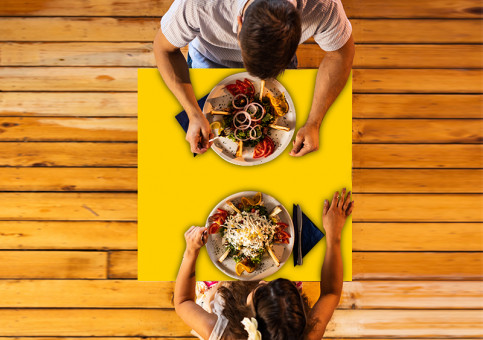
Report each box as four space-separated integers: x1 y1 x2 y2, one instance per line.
184 226 208 256
322 188 353 243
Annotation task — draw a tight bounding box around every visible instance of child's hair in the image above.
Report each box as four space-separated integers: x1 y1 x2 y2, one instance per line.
217 279 310 339
217 281 258 338
253 278 308 339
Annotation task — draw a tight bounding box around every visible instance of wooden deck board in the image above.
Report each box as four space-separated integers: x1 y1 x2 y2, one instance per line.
353 144 483 168
0 117 137 141
0 142 137 167
0 309 480 337
0 251 107 279
353 94 483 118
353 119 483 144
0 221 137 249
353 169 483 193
0 92 138 117
353 223 483 251
0 193 137 221
0 168 138 191
0 280 480 309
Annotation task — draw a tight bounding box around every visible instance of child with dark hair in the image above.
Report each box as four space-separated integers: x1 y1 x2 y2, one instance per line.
174 189 353 339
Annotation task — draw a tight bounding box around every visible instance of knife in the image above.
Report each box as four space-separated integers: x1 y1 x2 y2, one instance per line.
296 204 303 266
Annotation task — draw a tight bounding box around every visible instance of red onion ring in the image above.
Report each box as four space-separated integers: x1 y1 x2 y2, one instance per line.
232 94 248 109
244 102 265 122
249 125 262 140
233 111 252 130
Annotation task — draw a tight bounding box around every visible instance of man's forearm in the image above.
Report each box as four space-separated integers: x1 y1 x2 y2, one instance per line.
320 235 343 297
174 249 199 306
153 31 202 119
306 37 354 129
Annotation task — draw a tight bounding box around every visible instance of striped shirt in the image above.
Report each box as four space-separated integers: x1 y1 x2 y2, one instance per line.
161 0 352 68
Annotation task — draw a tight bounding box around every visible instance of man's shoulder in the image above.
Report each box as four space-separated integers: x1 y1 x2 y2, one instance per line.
174 0 227 11
302 0 343 12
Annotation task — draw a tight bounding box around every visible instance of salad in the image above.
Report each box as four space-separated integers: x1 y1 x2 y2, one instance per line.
210 78 290 159
208 192 291 276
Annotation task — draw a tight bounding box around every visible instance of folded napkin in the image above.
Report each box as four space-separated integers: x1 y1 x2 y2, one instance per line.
293 204 325 266
175 95 209 157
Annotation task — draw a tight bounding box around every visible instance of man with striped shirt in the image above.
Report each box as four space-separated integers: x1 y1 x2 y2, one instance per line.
154 0 354 156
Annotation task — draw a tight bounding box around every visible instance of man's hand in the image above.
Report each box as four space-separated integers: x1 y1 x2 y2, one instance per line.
293 36 354 159
289 123 320 157
322 188 353 242
186 114 214 154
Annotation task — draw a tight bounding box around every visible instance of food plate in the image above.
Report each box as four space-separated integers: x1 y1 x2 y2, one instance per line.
205 191 294 280
203 72 296 166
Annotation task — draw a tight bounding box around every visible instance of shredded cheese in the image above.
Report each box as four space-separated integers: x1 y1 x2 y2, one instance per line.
222 210 276 260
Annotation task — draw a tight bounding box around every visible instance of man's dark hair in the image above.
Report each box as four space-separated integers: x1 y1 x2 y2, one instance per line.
239 0 301 79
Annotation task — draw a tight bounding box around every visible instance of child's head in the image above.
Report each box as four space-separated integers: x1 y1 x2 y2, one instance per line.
251 278 307 339
218 279 308 339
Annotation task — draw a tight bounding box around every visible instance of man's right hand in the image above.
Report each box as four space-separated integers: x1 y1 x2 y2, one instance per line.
186 113 213 154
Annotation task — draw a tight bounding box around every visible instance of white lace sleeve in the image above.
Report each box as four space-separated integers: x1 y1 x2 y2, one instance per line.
191 291 228 340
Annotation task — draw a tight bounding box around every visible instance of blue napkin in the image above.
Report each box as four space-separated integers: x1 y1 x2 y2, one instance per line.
293 204 325 266
175 95 209 156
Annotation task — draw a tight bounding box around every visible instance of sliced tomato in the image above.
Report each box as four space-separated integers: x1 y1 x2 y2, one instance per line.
263 136 275 158
275 238 290 244
243 78 255 96
208 223 220 234
217 208 228 219
208 213 220 221
236 80 248 93
253 151 264 159
253 136 276 159
209 213 225 226
275 222 288 232
253 139 267 158
226 84 239 96
277 230 291 239
263 142 273 157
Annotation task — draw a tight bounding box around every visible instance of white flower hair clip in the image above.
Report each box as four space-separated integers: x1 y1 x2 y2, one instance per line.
241 317 262 340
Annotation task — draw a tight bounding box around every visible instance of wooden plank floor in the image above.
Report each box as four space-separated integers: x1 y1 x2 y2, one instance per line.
0 0 482 338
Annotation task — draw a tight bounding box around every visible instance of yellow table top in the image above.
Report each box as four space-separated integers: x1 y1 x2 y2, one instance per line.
138 68 352 281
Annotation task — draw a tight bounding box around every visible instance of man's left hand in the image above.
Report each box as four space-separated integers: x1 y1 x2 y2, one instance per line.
289 123 320 157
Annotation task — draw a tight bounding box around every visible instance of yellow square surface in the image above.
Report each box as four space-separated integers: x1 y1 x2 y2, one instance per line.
138 68 352 281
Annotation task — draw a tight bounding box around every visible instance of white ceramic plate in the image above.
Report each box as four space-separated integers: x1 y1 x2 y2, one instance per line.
205 191 294 281
203 72 296 166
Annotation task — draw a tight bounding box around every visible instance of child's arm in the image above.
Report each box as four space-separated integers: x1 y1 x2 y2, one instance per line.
174 226 217 339
305 189 353 340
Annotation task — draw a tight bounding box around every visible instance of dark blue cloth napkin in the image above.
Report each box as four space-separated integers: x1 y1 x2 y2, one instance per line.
175 95 209 157
293 204 325 266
